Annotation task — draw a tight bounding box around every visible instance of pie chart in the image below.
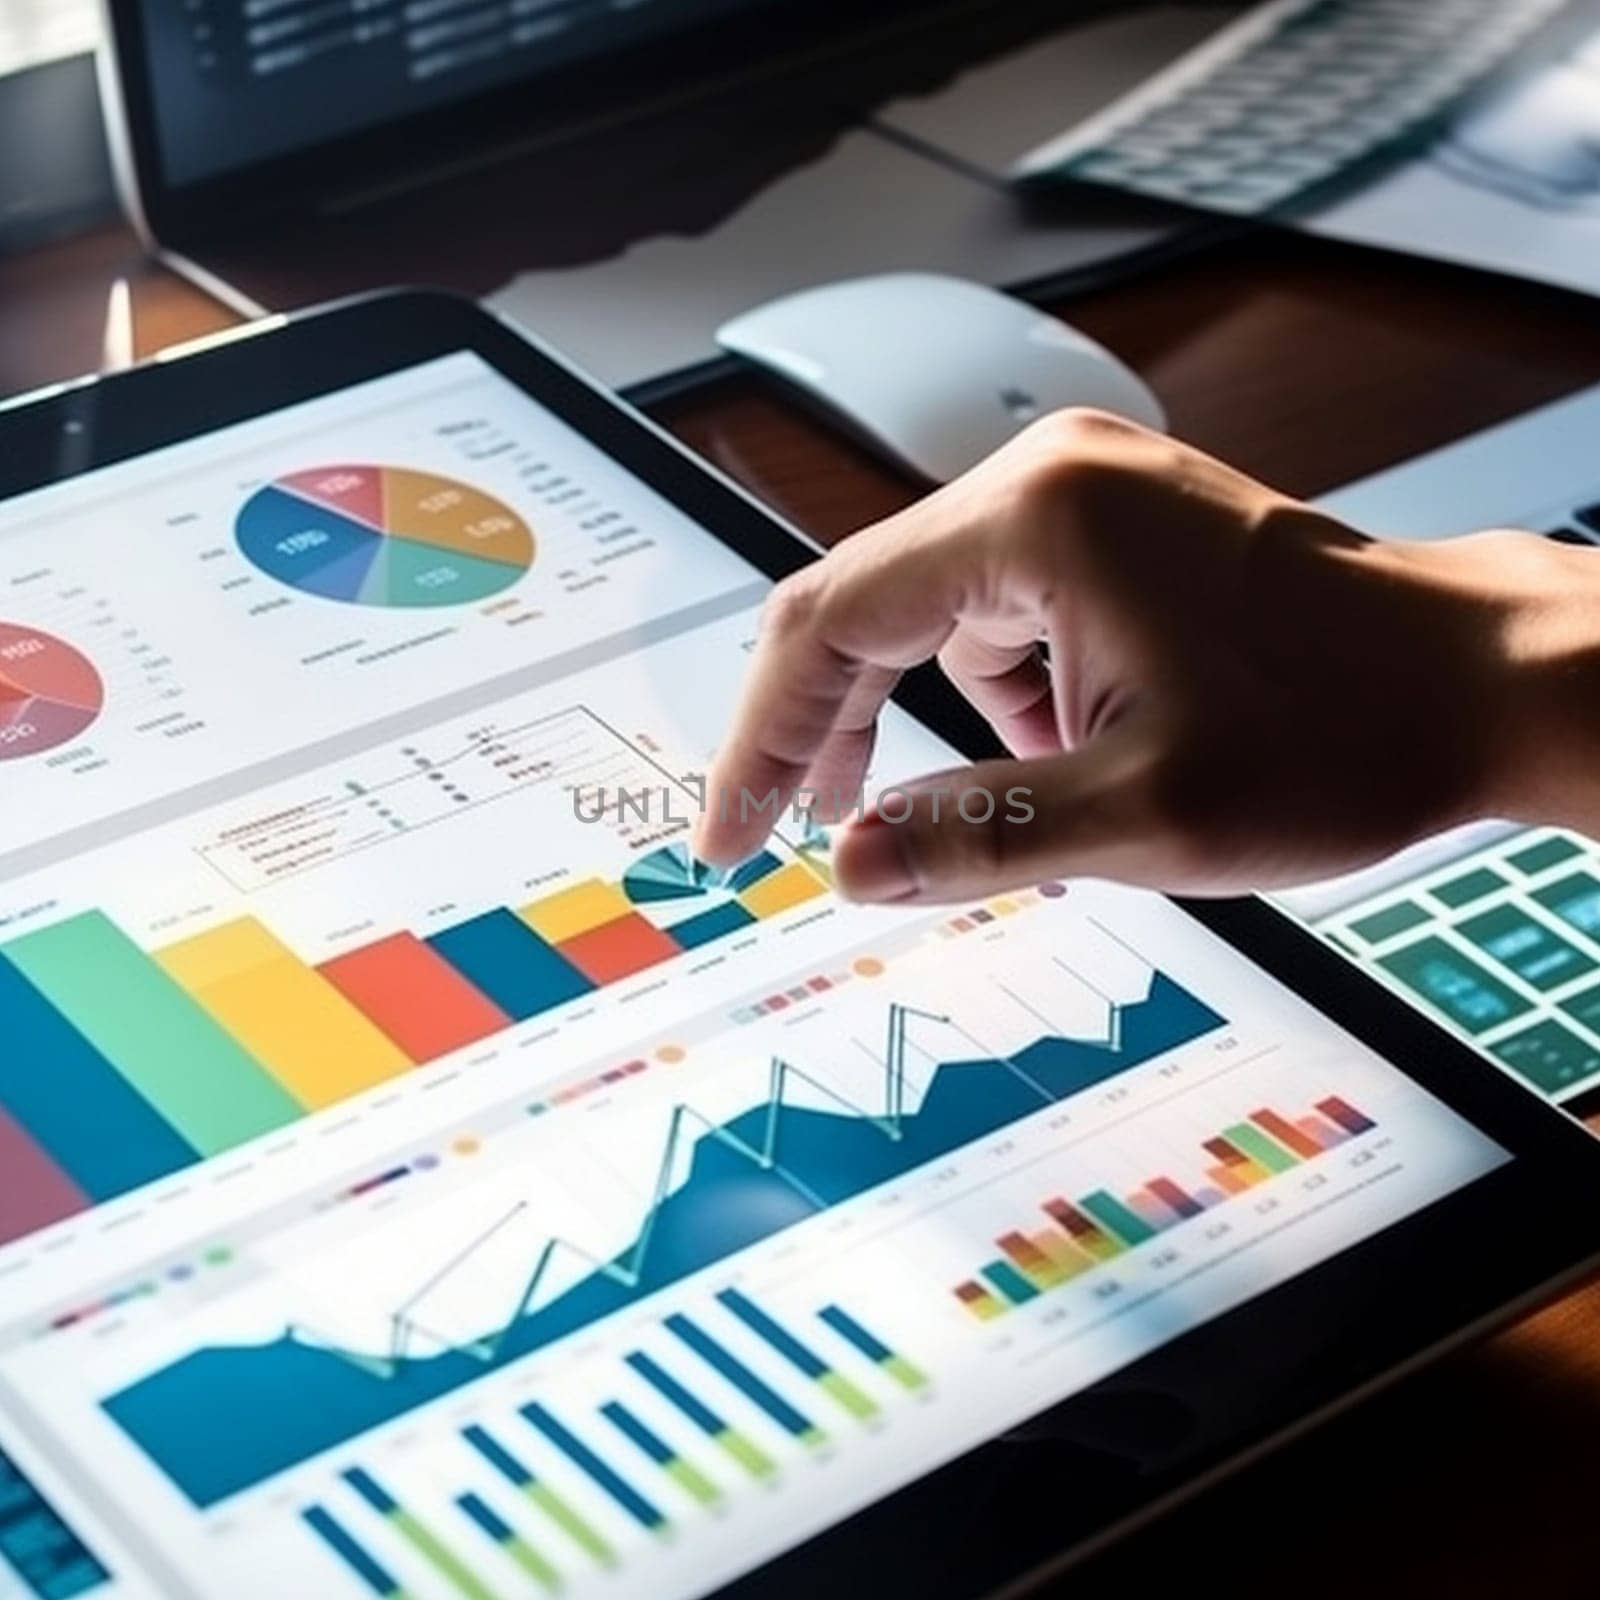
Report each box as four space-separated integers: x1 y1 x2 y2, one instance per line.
0 624 104 762
236 465 535 608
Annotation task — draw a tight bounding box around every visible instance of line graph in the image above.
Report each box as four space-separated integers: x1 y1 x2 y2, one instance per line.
100 959 1224 1507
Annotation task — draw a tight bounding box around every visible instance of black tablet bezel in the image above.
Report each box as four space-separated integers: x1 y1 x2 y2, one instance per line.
5 288 1600 1597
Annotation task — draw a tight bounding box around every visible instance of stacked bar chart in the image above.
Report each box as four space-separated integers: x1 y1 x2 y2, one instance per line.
954 1096 1375 1320
0 842 831 1246
302 1294 919 1594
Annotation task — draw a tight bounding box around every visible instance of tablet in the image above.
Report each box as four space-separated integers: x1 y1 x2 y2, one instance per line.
0 292 1596 1600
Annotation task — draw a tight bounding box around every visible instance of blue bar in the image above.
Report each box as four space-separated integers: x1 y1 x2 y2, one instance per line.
456 1493 514 1543
0 954 197 1199
519 1404 666 1531
463 1424 532 1488
600 1402 674 1465
727 851 784 892
819 1305 892 1364
626 1353 726 1437
427 910 594 1022
304 1505 403 1597
342 1467 399 1515
666 1313 819 1440
979 1260 1040 1304
665 902 757 950
717 1288 827 1379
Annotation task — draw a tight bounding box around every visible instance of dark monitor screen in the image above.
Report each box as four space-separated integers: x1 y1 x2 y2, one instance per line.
134 0 787 188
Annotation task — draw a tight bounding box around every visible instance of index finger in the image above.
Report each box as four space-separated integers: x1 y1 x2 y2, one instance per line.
692 473 1041 864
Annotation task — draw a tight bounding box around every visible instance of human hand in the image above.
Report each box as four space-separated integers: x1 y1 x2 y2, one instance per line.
693 410 1596 903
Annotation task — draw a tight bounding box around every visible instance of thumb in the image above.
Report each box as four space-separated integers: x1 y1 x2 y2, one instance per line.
832 727 1180 904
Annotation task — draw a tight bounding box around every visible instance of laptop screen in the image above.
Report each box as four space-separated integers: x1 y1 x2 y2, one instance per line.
130 0 787 188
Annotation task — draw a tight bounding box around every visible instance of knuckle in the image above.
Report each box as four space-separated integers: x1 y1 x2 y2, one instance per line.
761 572 824 639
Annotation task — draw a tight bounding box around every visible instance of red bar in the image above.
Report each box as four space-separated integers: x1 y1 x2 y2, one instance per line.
1043 1197 1101 1240
1317 1096 1376 1136
559 912 682 985
1204 1136 1250 1166
1146 1176 1204 1219
0 1104 89 1245
319 932 510 1063
998 1231 1052 1274
954 1282 989 1305
1250 1108 1325 1160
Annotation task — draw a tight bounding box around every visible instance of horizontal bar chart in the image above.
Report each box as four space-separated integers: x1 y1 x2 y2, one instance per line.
954 1097 1368 1318
0 843 832 1245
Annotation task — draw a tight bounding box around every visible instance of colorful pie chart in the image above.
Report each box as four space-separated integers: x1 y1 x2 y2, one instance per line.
236 466 535 608
0 624 104 762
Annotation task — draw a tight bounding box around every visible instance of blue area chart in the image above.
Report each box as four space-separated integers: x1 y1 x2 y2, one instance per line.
101 971 1225 1506
235 465 535 608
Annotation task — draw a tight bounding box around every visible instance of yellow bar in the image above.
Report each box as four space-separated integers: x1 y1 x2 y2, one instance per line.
991 898 1020 916
738 862 828 919
155 918 411 1108
520 878 631 942
1030 1230 1092 1280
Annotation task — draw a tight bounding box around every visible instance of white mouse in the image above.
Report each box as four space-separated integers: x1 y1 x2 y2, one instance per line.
715 272 1165 483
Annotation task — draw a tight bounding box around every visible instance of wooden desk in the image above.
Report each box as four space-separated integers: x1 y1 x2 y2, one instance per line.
3 219 1600 1593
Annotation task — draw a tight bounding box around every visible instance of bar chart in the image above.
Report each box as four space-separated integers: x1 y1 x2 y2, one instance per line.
0 841 831 1247
297 1291 923 1597
98 968 1223 1507
954 1095 1377 1320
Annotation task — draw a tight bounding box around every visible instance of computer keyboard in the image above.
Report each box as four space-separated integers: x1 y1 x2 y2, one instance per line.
1012 0 1581 216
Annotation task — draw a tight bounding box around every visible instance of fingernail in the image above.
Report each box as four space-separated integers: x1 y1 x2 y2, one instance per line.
835 815 919 903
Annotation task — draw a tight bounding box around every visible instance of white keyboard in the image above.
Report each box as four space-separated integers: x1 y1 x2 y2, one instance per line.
1013 0 1581 215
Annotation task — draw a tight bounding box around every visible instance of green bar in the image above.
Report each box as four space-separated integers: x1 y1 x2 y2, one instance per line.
1223 1122 1298 1175
2 912 301 1154
1507 835 1583 875
799 1426 829 1450
1430 866 1507 909
663 1457 722 1507
1348 900 1431 944
1378 936 1530 1036
715 1429 777 1480
818 1370 880 1422
979 1259 1039 1304
1079 1190 1156 1246
1493 1018 1600 1095
390 1509 506 1600
882 1355 929 1392
523 1482 615 1569
503 1537 560 1595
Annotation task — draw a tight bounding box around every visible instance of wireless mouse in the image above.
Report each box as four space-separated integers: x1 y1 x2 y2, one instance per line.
716 271 1166 483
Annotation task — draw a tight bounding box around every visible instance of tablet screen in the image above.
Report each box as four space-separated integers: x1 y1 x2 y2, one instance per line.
0 353 1507 1600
